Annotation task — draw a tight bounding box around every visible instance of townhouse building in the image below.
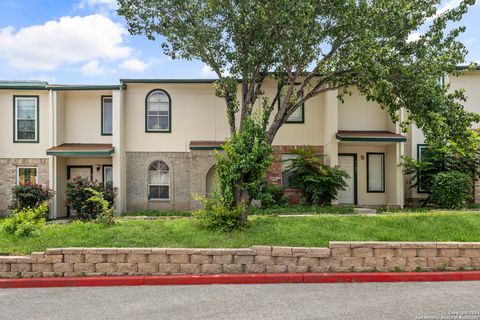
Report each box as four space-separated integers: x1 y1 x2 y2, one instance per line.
0 70 478 218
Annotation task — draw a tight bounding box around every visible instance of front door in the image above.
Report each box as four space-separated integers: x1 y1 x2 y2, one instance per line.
338 155 356 204
67 166 93 216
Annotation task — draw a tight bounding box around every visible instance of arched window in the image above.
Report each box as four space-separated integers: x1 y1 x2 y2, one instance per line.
148 161 170 200
146 89 171 132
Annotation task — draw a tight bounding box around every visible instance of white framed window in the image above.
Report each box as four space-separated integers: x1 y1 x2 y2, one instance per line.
17 167 38 186
102 96 113 135
436 73 449 87
146 90 171 132
367 153 385 192
14 96 39 142
103 165 113 188
148 160 170 200
281 154 300 188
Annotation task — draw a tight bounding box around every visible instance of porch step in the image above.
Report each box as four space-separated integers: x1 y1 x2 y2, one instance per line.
353 208 377 214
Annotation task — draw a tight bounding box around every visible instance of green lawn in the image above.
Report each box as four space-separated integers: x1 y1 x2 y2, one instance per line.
122 205 355 217
2 211 480 255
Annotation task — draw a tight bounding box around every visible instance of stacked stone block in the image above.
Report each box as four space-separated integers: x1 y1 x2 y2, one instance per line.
2 242 480 278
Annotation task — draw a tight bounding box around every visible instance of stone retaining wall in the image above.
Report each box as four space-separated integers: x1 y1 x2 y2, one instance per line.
2 242 480 278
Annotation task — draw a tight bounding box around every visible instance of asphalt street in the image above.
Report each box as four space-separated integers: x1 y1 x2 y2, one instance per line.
1 281 479 320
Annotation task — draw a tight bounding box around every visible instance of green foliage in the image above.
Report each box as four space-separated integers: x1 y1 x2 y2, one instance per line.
85 188 115 226
248 204 354 215
2 201 48 237
118 0 478 152
402 139 480 197
4 211 480 254
215 114 273 212
11 184 54 210
192 195 245 232
257 184 288 208
65 177 117 221
430 171 473 209
287 147 349 205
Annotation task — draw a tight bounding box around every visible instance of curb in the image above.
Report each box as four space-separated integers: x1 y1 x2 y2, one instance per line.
2 271 480 289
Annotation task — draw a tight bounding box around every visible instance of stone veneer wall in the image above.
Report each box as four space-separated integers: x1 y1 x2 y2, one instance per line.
0 158 49 213
2 242 480 278
125 151 216 212
125 146 323 211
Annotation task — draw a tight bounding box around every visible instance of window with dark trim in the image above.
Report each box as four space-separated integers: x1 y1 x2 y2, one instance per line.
148 160 170 200
101 96 113 136
14 96 39 143
281 154 300 188
17 167 38 186
367 153 385 193
417 144 434 193
278 85 304 123
102 165 113 188
146 89 171 132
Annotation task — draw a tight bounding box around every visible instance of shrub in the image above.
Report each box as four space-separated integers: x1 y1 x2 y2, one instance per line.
287 147 349 205
192 195 244 232
85 188 115 226
430 171 473 209
2 201 48 237
11 183 54 210
257 184 288 208
65 177 117 221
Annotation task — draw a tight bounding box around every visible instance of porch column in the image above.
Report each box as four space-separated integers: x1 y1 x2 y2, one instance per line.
112 89 126 214
48 90 57 219
323 89 339 205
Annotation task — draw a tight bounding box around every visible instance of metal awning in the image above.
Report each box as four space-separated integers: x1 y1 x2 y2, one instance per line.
336 131 407 142
189 140 224 150
46 144 114 156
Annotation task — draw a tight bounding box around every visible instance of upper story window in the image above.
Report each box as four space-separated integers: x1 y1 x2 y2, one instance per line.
436 73 449 87
146 89 171 132
278 86 304 123
102 96 113 136
14 96 39 143
148 160 170 200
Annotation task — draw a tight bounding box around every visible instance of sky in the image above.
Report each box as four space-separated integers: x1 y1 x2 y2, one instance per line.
0 0 479 85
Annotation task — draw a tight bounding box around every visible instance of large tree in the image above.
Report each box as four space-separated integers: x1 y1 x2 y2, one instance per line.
118 0 478 216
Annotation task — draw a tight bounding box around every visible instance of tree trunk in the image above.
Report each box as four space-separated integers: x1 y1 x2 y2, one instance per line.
235 189 251 223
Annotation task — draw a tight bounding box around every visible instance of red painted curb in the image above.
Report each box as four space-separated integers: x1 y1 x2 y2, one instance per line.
1 271 480 289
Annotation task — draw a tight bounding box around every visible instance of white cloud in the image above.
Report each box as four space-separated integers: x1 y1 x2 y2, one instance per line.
80 60 107 76
201 65 217 77
78 0 117 10
0 15 132 71
437 0 462 16
119 58 149 72
407 32 422 42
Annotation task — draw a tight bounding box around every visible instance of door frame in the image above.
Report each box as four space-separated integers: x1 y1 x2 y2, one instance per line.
338 153 358 205
67 165 93 180
102 164 113 187
66 165 93 217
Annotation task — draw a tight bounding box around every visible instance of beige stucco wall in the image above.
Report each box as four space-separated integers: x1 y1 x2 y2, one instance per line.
0 90 50 158
55 156 113 218
338 143 401 206
338 88 395 132
450 72 480 128
62 91 113 144
124 82 326 152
